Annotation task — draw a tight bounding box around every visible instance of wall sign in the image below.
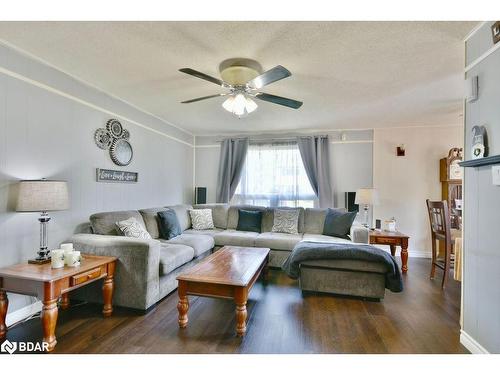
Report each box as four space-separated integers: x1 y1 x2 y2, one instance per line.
96 168 138 183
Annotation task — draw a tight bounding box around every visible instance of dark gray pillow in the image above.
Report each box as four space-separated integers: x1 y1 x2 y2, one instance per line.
157 209 182 240
236 209 263 233
322 209 357 239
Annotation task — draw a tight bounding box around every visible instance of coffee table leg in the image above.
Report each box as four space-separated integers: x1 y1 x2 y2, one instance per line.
0 290 8 340
177 281 189 328
235 287 248 337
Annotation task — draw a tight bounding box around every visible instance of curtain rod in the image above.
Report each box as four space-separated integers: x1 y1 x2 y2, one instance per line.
214 135 329 143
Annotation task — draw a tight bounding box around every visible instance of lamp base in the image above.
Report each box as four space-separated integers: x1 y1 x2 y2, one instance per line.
28 257 51 265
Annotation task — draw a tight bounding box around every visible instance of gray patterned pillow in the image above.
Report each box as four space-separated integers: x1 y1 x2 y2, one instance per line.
116 217 152 239
271 209 300 234
189 209 215 230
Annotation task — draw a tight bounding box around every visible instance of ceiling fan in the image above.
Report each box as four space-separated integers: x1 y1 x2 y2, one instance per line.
179 58 303 117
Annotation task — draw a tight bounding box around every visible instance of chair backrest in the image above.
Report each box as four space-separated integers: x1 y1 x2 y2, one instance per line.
426 199 452 243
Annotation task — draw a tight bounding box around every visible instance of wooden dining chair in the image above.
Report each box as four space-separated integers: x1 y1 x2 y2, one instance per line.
426 199 453 289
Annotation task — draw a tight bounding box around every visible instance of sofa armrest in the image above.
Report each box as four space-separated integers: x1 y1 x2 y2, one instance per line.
69 233 161 310
350 225 369 244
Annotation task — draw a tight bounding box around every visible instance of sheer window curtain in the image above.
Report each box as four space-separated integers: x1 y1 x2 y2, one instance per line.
231 141 317 207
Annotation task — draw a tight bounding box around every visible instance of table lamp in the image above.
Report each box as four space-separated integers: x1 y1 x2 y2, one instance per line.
355 188 379 228
16 179 69 264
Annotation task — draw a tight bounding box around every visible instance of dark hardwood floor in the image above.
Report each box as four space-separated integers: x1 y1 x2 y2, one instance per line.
5 257 467 354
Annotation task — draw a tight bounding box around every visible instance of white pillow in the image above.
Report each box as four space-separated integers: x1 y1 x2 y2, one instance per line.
116 217 152 240
189 209 215 230
271 209 300 234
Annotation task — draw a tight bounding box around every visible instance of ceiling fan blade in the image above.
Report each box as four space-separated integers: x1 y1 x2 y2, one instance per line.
179 68 227 86
181 93 226 103
254 92 303 109
247 65 291 89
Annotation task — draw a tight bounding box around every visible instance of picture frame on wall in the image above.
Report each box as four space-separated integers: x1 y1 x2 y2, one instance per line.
492 21 500 44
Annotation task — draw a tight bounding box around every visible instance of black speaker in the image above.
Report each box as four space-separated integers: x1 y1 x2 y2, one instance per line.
195 187 207 204
345 192 359 212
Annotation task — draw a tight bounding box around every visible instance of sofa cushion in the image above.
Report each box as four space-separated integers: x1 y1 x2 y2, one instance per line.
323 209 357 239
193 204 229 229
237 209 263 233
227 205 266 230
139 207 168 239
271 208 300 234
302 233 352 244
213 229 259 247
157 209 182 240
303 208 327 234
189 209 215 230
255 232 303 251
90 210 145 235
165 204 193 231
116 217 152 240
164 233 214 257
262 207 305 233
183 228 224 236
159 243 195 276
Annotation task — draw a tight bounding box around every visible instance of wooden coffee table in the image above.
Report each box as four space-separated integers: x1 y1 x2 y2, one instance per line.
176 246 270 337
0 254 116 352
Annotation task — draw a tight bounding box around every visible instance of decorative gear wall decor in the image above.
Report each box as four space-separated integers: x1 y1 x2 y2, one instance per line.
94 119 133 166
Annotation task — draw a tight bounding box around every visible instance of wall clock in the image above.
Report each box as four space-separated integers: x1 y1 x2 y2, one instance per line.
110 138 133 166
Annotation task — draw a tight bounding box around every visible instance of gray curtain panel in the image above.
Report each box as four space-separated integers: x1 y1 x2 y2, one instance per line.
297 135 334 208
216 138 249 203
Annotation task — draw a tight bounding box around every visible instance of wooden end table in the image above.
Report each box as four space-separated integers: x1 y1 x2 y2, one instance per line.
0 254 116 352
176 246 270 337
369 230 409 273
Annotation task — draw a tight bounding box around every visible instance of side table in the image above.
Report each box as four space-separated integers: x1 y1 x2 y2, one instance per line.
0 254 116 352
369 230 409 273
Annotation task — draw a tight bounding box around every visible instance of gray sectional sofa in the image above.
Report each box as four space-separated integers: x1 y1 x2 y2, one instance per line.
69 203 371 310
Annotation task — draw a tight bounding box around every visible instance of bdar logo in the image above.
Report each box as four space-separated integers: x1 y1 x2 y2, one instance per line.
1 339 17 354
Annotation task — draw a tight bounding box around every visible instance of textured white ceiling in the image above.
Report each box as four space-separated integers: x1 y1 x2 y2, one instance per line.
0 21 477 135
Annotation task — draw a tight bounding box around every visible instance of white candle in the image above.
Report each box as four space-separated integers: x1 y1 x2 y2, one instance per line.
66 251 81 267
51 249 65 269
61 243 75 265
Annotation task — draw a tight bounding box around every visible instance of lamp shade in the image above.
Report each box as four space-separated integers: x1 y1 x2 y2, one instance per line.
355 188 379 205
16 180 69 212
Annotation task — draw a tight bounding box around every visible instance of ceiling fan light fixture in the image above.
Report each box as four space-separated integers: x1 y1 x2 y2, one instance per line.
232 93 247 114
245 97 258 113
222 96 235 112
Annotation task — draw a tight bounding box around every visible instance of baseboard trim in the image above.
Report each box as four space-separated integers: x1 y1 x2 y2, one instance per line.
460 330 490 354
6 300 42 327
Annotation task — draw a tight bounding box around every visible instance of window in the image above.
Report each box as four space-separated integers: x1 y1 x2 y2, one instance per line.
231 141 317 207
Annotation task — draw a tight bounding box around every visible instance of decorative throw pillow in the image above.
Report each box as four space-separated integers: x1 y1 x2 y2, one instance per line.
157 209 182 240
322 208 357 239
189 209 215 230
116 217 152 240
236 209 263 233
271 209 300 234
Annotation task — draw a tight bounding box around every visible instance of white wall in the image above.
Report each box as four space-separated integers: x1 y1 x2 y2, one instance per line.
0 44 194 323
373 126 463 257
